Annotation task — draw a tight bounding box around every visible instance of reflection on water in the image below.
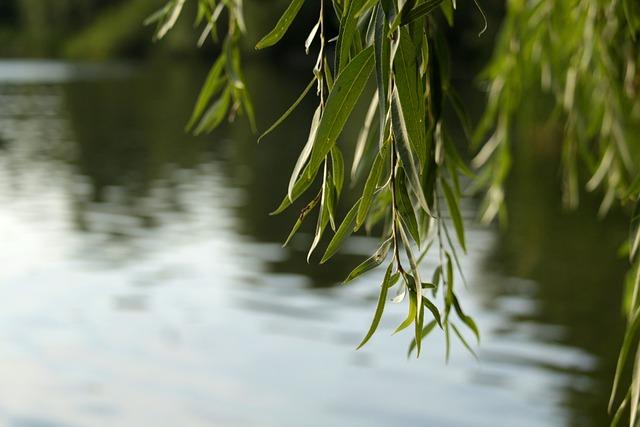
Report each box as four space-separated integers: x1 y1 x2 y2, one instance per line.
0 59 627 427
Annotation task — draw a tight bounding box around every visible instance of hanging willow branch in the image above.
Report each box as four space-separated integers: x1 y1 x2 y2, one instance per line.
147 0 640 424
147 0 481 360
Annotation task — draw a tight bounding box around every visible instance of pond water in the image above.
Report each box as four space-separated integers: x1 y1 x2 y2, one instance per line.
0 59 629 427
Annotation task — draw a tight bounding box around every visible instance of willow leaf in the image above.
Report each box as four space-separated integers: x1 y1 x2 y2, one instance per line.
356 142 387 228
271 164 319 215
395 168 421 245
344 237 392 283
288 106 322 201
336 0 367 74
194 86 231 135
331 147 345 196
283 196 320 246
441 178 466 252
391 90 431 214
394 26 427 165
357 264 394 349
453 294 479 342
423 296 442 327
610 309 640 412
400 0 445 26
631 198 640 260
374 5 391 143
307 46 375 179
451 323 478 359
394 289 417 334
407 319 437 357
255 0 306 49
187 55 226 131
258 76 317 142
321 199 360 263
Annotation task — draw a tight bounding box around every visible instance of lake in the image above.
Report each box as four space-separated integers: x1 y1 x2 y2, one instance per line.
0 59 629 427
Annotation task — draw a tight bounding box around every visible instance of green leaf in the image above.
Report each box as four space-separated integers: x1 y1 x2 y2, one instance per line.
422 296 442 327
631 198 640 260
271 164 319 215
352 94 379 180
258 76 317 142
451 323 478 359
344 237 393 283
441 177 466 252
356 141 387 228
283 196 320 246
610 308 640 412
307 46 375 179
255 0 306 49
324 58 334 90
331 147 345 197
395 168 421 246
374 5 391 143
399 0 444 26
308 171 332 261
407 319 437 357
186 53 226 131
194 86 231 135
357 263 394 349
335 0 367 74
394 290 417 334
394 27 427 165
288 106 322 201
321 199 361 263
391 90 431 214
445 87 472 142
452 294 479 342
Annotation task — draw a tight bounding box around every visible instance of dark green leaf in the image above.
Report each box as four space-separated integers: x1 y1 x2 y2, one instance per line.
283 196 320 246
255 0 306 49
374 5 391 143
321 199 361 263
258 76 317 142
631 198 640 260
395 168 421 245
335 0 367 74
394 27 427 165
400 0 444 26
187 55 226 131
422 296 442 327
194 86 231 135
452 294 479 342
407 319 437 357
394 290 417 333
344 237 392 283
331 147 345 196
357 263 394 349
356 141 387 228
441 178 466 252
307 46 375 179
451 323 478 359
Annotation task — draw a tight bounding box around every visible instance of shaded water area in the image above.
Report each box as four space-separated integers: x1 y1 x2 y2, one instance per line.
0 59 629 427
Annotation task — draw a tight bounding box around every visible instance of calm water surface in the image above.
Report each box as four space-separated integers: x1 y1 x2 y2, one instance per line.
0 59 628 427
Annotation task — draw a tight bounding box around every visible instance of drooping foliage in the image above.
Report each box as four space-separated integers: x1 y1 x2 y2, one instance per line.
147 0 640 424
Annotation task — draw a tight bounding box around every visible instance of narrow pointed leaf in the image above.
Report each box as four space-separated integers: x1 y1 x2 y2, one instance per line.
344 237 393 283
441 178 466 252
259 76 317 142
394 26 427 164
356 142 387 228
255 0 306 49
321 199 361 263
407 319 437 357
357 264 394 349
394 290 417 334
307 46 375 179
